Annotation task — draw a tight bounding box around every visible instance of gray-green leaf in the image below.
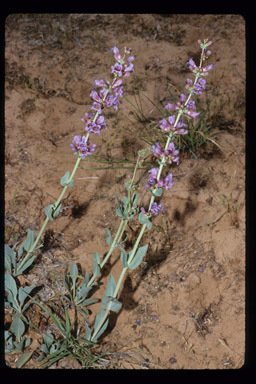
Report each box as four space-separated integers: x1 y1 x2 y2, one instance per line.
23 229 36 252
105 228 113 246
11 316 25 342
5 245 16 274
16 351 33 368
139 212 149 225
152 187 163 197
44 203 62 221
16 255 34 276
104 274 116 297
60 171 75 188
5 272 18 298
102 296 122 312
84 320 91 340
93 253 101 277
18 285 36 307
128 244 149 270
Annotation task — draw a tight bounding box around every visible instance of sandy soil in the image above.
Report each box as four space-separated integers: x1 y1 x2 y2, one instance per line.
4 14 245 369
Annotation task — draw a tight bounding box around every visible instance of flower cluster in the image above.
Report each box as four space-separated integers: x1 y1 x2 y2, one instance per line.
144 167 174 191
110 46 135 78
158 115 188 135
71 136 97 159
141 202 163 217
152 141 179 165
71 46 135 158
165 94 200 119
143 39 214 217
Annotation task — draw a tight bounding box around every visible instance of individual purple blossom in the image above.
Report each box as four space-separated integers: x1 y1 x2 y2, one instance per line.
81 111 94 124
90 89 103 104
152 141 164 158
165 142 179 165
112 78 123 88
186 110 200 119
202 64 214 76
113 86 124 98
163 173 174 190
194 78 206 95
110 46 123 61
144 167 159 189
111 62 123 77
185 77 194 91
71 135 97 158
94 78 108 88
187 58 198 73
150 202 163 216
91 102 102 114
104 93 120 110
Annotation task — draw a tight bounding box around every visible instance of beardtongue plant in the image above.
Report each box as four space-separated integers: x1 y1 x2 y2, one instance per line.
4 46 136 366
5 46 135 278
85 38 214 343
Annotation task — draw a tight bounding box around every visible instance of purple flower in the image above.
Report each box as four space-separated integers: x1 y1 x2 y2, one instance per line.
91 102 102 114
123 61 134 77
185 77 194 91
150 202 163 216
187 58 198 72
81 111 94 124
152 141 164 158
144 167 159 189
90 89 103 103
111 62 123 77
71 135 96 158
112 78 123 88
152 141 179 165
104 93 120 110
158 116 188 135
186 57 214 77
194 78 206 95
165 94 187 111
85 115 107 135
165 142 179 165
113 86 124 98
186 110 200 119
202 64 214 76
94 78 108 88
163 173 174 190
110 46 122 61
110 46 135 78
186 100 196 110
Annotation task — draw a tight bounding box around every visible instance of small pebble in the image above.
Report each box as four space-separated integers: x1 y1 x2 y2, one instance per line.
169 357 177 364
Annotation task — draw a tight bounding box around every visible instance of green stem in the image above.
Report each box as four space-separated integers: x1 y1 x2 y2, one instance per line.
16 85 113 274
91 222 147 341
87 218 127 287
114 222 147 297
15 156 82 275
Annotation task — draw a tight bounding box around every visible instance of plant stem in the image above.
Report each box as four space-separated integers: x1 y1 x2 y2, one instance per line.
87 218 128 287
17 83 114 274
15 156 82 275
114 222 147 297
